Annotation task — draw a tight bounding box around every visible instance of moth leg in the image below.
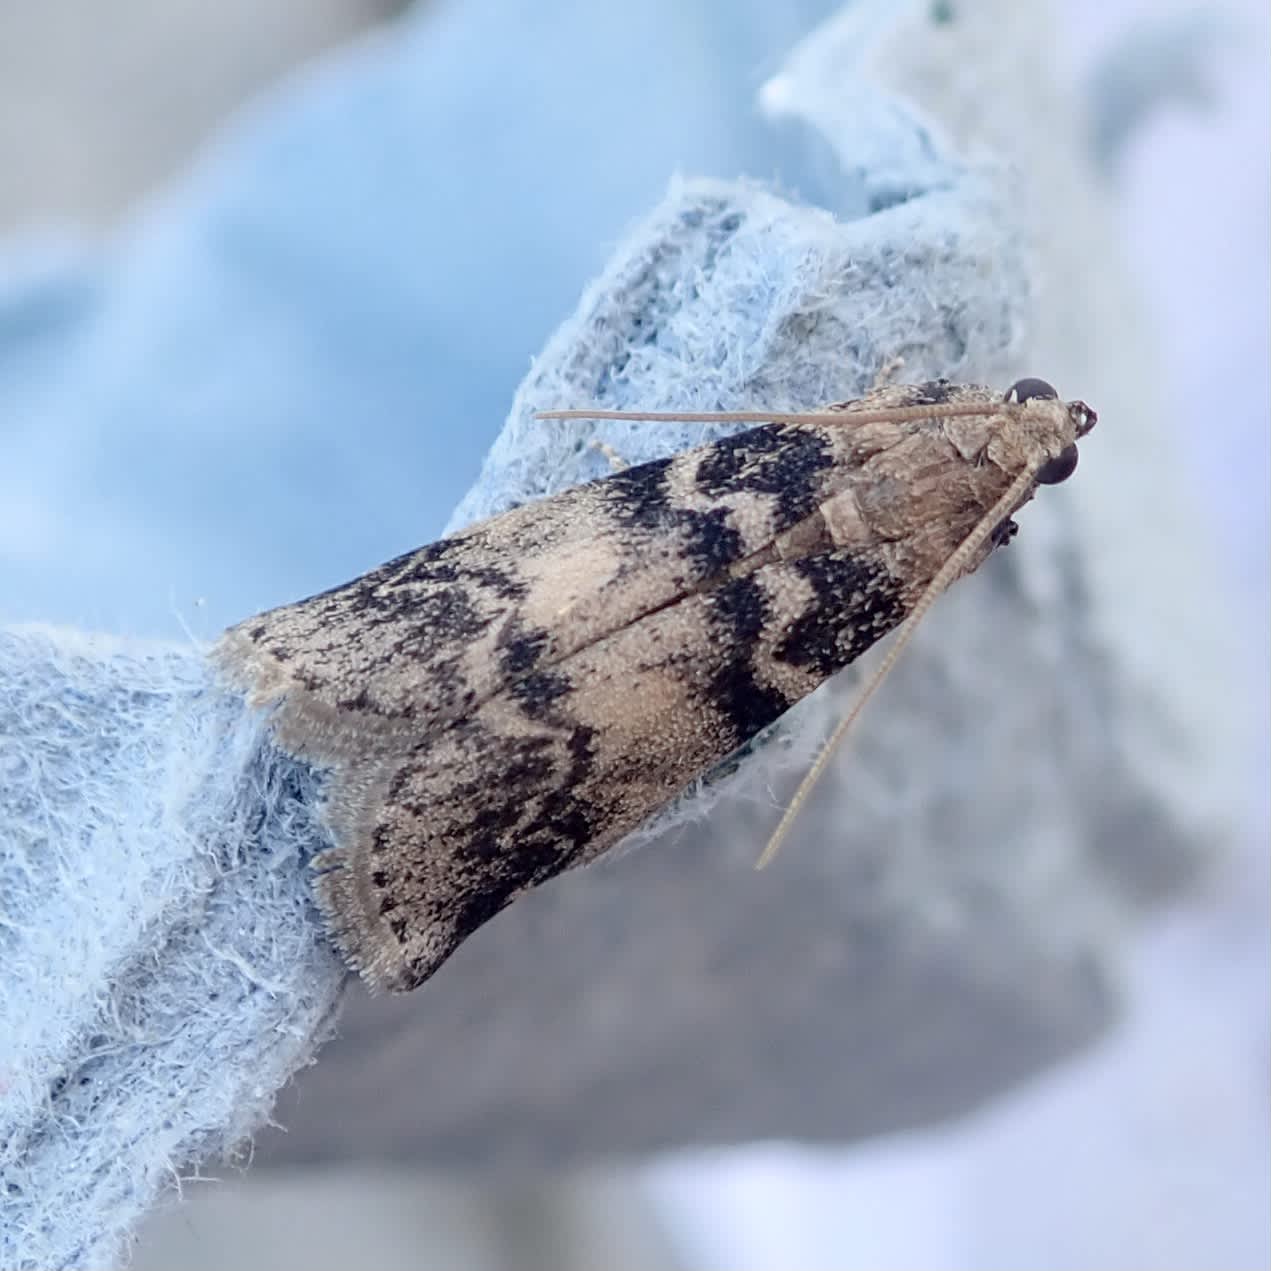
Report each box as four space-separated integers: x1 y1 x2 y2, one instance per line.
870 354 906 390
590 438 630 473
990 517 1020 547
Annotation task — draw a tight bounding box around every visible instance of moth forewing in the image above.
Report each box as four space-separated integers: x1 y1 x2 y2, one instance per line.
539 380 1096 867
753 463 1039 869
220 379 1094 991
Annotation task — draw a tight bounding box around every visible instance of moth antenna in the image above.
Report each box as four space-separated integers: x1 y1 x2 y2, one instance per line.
538 408 823 423
754 465 1038 870
535 402 1022 428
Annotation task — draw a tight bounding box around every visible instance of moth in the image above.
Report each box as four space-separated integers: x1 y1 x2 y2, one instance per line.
217 378 1095 992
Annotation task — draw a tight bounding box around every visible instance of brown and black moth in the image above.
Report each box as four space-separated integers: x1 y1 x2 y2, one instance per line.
216 378 1096 993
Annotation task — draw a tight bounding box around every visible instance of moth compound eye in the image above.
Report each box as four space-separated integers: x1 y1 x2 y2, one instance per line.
1004 377 1058 404
1035 443 1080 485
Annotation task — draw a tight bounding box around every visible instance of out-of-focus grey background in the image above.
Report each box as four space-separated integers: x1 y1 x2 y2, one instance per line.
0 1 403 230
1 1 1265 1268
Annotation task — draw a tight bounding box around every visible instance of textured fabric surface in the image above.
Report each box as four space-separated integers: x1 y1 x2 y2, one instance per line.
0 0 1244 1266
0 627 345 1269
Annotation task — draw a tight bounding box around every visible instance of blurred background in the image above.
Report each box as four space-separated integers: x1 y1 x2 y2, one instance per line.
1 0 1266 1267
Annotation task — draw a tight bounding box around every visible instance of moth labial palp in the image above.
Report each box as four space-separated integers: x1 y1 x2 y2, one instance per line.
217 377 1095 992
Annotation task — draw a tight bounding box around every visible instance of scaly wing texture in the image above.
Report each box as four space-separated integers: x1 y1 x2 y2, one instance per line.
218 385 1032 990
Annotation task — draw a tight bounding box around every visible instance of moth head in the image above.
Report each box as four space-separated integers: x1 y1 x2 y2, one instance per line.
999 377 1097 486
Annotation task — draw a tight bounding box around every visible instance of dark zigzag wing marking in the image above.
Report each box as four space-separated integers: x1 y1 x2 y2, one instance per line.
344 546 907 990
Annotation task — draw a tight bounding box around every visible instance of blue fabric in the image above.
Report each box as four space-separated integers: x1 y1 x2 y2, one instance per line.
0 625 344 1270
0 0 858 638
